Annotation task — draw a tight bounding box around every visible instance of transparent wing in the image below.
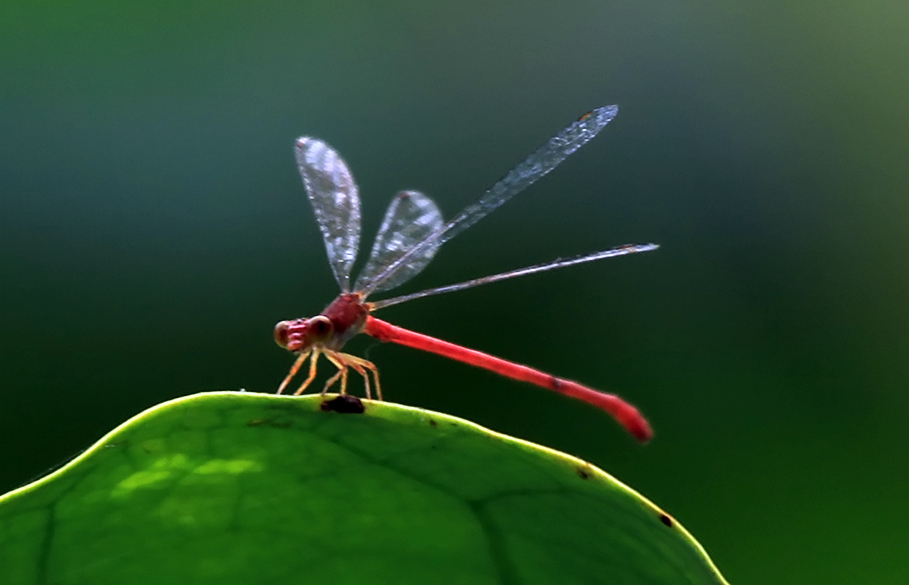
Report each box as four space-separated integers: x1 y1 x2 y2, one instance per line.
370 243 658 310
359 105 619 296
294 137 361 292
354 191 444 293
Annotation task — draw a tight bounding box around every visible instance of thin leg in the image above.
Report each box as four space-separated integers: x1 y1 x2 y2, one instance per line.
322 352 348 395
322 367 347 394
325 351 381 400
348 362 371 399
277 349 311 395
366 362 382 401
330 352 382 401
293 348 321 396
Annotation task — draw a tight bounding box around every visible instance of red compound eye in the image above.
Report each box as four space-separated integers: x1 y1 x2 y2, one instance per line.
308 316 334 342
273 321 291 349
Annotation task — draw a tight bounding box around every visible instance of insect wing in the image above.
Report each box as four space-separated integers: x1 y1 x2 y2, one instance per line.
370 243 658 310
359 105 619 295
295 137 361 292
438 105 618 245
354 191 444 293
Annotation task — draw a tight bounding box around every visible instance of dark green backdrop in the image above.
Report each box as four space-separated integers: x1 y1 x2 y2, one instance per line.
2 1 907 583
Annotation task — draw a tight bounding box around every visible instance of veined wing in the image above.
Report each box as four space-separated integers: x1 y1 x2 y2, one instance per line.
354 191 444 293
295 137 361 292
358 105 619 297
370 243 658 310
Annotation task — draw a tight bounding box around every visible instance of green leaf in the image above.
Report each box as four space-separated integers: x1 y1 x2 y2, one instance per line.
0 392 727 584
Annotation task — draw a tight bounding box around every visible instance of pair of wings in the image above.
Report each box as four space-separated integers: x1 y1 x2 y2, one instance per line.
294 105 620 299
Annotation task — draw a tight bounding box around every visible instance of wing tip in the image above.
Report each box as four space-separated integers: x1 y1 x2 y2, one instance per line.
579 104 618 119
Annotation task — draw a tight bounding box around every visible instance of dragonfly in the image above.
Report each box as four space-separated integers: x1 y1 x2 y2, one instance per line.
273 105 658 442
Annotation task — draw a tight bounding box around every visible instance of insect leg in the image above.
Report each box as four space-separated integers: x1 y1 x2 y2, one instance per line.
322 351 349 395
293 348 322 396
277 349 312 395
331 352 382 401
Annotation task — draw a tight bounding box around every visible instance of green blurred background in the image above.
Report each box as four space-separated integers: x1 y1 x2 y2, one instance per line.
2 1 907 582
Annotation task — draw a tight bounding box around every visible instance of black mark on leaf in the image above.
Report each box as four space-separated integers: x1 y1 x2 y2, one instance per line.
321 395 365 414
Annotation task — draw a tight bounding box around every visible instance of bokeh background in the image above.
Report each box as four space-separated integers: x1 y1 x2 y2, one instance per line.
2 1 907 582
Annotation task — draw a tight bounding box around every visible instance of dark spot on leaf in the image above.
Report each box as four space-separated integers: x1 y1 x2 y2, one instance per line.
247 417 292 428
266 402 301 413
321 395 365 414
429 419 437 427
659 513 673 527
576 468 590 480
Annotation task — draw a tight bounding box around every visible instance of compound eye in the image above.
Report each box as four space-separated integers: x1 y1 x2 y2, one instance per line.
308 316 334 342
273 321 291 348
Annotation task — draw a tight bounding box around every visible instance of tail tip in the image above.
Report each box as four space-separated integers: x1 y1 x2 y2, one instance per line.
628 418 654 444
